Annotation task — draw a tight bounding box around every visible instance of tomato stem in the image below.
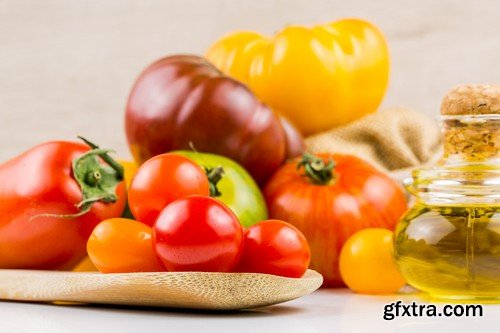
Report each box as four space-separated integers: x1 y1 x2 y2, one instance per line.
205 166 224 197
85 170 102 186
30 138 124 221
187 142 225 198
297 153 335 185
78 136 124 180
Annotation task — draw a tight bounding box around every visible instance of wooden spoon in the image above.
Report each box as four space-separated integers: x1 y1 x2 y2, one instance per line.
0 269 322 310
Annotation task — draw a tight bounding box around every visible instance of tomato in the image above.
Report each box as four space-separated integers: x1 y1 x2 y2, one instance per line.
0 138 127 270
206 19 389 135
118 160 138 188
117 160 138 219
125 55 304 184
87 218 166 273
238 220 310 278
264 153 407 287
153 196 243 272
279 115 305 159
78 159 139 271
339 228 406 294
72 256 98 272
128 153 210 226
173 151 267 228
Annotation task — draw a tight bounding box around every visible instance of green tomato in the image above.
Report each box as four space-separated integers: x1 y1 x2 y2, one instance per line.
173 151 268 228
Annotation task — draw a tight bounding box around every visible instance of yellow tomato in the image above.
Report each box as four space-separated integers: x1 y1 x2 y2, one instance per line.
339 228 406 294
118 160 138 188
206 19 389 135
72 256 98 272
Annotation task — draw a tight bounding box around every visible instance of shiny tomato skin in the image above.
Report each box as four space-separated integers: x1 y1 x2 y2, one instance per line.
87 218 166 273
278 115 305 159
238 220 310 278
264 154 407 287
153 196 243 272
172 150 268 228
339 228 406 294
125 55 299 185
128 153 210 226
0 141 127 270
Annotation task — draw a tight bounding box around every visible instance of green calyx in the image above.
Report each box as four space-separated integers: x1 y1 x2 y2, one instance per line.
30 137 124 221
204 166 225 197
187 142 226 198
297 153 335 185
71 136 124 216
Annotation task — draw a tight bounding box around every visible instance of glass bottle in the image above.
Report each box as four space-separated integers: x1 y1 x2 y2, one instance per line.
394 84 500 300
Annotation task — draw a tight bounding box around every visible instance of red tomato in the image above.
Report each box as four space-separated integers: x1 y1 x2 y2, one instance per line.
153 196 243 272
264 153 407 287
0 139 127 270
87 218 166 273
128 153 210 226
238 220 310 278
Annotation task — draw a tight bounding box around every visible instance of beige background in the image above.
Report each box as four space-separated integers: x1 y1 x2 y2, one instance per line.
1 0 499 161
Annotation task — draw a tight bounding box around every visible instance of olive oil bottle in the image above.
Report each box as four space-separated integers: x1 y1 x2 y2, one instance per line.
394 85 500 300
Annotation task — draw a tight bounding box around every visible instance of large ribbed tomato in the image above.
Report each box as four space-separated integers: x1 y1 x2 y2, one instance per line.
206 19 389 135
125 55 304 184
264 153 407 287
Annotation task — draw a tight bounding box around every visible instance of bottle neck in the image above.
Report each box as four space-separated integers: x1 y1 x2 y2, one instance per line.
409 114 500 205
441 114 500 164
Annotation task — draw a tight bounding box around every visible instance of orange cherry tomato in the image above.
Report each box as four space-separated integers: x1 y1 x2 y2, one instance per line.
238 220 311 278
339 228 406 294
128 153 210 226
87 218 166 273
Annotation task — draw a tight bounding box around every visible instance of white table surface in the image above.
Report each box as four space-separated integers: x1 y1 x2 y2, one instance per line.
0 289 498 333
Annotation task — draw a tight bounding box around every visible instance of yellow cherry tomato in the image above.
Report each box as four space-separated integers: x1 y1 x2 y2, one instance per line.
206 19 389 135
339 228 406 294
118 160 138 188
87 218 166 273
72 256 98 272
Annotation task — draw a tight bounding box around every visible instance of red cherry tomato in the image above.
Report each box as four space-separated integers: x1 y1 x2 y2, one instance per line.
128 153 210 226
153 196 243 272
238 219 311 278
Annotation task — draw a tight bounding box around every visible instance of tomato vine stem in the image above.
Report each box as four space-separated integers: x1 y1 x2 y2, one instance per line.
297 153 335 185
205 166 224 197
30 137 124 221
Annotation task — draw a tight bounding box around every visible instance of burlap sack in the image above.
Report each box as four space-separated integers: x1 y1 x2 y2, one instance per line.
306 108 443 181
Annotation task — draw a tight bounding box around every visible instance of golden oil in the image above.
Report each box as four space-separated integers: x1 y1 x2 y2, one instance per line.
395 203 500 300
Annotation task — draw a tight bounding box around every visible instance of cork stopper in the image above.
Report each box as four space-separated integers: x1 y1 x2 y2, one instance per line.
441 84 500 162
441 84 500 115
